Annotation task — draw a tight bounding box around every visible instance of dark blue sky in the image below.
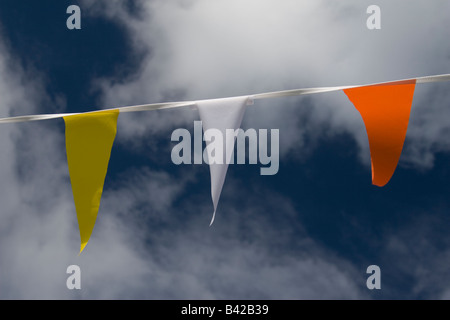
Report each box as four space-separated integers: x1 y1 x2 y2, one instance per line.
0 1 449 300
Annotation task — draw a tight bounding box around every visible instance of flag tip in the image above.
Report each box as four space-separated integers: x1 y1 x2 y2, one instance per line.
79 242 88 255
209 211 216 226
372 177 389 187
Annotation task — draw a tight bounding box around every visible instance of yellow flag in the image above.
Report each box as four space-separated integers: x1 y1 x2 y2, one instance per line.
64 110 119 254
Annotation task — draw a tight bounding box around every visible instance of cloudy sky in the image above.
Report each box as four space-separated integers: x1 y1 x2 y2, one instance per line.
0 0 449 299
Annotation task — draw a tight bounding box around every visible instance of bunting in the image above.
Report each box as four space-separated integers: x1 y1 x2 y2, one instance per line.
343 80 416 186
196 96 251 225
64 110 119 253
0 73 448 253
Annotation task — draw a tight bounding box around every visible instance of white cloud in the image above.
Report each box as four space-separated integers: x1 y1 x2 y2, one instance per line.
0 31 153 299
2 0 450 299
89 173 368 299
382 213 450 299
83 0 450 170
0 35 365 299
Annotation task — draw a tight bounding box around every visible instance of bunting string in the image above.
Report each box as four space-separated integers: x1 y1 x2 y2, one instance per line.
1 73 449 124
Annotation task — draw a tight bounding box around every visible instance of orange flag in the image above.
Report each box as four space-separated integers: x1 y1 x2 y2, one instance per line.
343 80 416 187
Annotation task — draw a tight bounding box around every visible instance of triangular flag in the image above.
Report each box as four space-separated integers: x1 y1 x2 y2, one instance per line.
64 110 119 253
196 96 250 225
343 80 416 186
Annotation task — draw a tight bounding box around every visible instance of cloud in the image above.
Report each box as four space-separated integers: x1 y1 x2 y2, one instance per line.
71 0 450 299
83 171 368 299
381 212 450 299
82 0 450 170
0 28 151 299
0 32 365 299
2 0 450 300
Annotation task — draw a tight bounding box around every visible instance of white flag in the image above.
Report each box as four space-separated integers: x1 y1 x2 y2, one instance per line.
196 96 251 225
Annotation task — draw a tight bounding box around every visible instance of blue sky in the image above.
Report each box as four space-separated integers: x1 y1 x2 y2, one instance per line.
0 0 450 299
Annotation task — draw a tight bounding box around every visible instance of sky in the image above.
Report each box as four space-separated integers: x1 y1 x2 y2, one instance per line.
0 0 449 300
